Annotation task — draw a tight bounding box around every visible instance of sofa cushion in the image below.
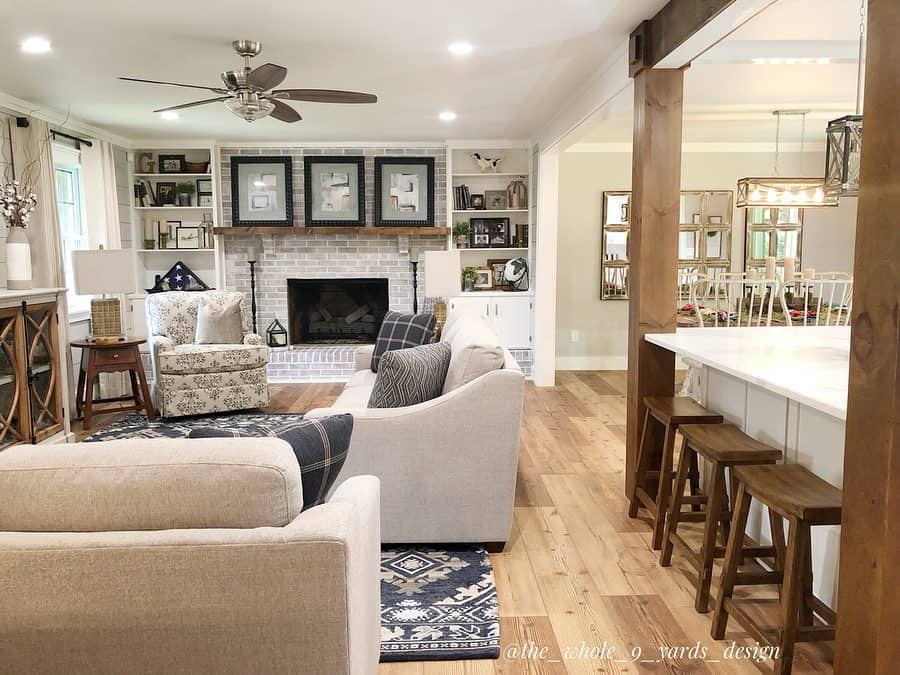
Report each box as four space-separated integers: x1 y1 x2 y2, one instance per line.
333 383 374 409
158 343 269 374
189 414 353 510
0 438 301 532
442 316 505 394
195 295 244 344
345 369 377 389
368 342 451 409
370 310 436 372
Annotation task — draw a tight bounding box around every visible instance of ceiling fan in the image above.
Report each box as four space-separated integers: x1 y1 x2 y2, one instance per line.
120 39 377 123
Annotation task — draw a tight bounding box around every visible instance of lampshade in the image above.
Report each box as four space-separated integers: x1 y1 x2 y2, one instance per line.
72 249 136 295
824 115 863 198
424 250 461 298
736 177 839 208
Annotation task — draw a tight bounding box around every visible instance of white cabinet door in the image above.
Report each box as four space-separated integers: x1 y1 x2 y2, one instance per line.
493 296 532 349
447 296 492 322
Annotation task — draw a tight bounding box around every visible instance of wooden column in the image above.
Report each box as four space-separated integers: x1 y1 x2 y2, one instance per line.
836 2 900 672
625 69 684 497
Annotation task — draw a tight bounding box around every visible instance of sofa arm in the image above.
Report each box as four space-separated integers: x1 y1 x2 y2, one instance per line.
354 344 375 372
0 475 381 675
244 333 265 346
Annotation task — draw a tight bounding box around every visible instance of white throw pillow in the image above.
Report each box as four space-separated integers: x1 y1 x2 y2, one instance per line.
442 317 505 393
195 297 244 344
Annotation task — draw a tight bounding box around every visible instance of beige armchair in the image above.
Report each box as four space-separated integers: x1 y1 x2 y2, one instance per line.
145 290 269 417
0 437 381 675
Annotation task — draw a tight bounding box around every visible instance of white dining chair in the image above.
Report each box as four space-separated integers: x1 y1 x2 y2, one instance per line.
690 273 778 328
780 276 853 326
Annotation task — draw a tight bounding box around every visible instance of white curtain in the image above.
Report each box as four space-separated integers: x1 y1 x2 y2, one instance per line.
81 140 128 398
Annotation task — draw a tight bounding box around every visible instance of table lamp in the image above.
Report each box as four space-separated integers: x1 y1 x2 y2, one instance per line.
424 249 461 335
72 248 137 343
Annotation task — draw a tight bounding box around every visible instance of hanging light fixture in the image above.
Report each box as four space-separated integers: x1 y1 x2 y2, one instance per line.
736 110 838 208
824 0 866 198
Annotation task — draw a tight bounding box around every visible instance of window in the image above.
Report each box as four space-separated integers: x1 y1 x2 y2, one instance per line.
744 207 804 276
54 146 90 315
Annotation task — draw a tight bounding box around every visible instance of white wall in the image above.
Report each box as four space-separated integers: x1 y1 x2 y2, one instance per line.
555 148 858 369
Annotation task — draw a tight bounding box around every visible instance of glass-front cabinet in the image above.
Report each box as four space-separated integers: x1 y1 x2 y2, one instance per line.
744 207 804 276
0 299 63 449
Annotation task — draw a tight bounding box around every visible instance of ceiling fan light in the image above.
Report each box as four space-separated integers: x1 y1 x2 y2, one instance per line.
224 96 275 122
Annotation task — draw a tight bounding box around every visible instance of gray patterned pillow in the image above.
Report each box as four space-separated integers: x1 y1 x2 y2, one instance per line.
368 342 451 408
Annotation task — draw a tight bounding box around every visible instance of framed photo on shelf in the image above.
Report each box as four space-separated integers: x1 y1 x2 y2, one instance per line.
473 267 493 290
303 155 365 226
197 194 214 207
158 155 185 174
161 220 180 249
230 156 293 227
374 156 435 226
136 152 155 174
484 190 508 210
176 225 201 249
196 178 213 193
470 194 485 210
488 258 511 290
156 182 176 205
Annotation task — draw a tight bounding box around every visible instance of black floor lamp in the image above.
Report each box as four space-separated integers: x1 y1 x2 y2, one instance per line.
248 245 258 333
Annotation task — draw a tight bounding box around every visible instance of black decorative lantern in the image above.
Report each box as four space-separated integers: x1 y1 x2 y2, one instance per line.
266 318 288 347
824 115 863 198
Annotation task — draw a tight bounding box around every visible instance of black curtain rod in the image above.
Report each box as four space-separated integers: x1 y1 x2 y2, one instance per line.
50 129 93 148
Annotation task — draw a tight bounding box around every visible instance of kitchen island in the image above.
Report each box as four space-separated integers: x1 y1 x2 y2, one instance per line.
646 325 849 608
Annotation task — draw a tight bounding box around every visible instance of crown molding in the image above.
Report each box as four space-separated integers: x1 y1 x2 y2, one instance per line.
567 141 827 154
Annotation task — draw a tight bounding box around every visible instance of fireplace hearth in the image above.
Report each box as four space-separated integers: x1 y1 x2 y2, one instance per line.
288 278 389 345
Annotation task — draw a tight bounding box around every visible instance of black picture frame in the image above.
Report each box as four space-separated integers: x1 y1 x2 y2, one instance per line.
470 217 509 248
303 155 366 227
230 156 294 227
470 194 485 210
156 182 176 205
175 225 201 249
196 178 213 193
197 193 214 207
158 154 185 174
374 156 435 227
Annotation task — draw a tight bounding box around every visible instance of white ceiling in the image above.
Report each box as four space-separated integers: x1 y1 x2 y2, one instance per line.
0 0 668 142
579 0 864 145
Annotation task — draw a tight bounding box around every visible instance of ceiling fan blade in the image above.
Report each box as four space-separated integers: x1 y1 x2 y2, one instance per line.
270 89 377 104
153 96 233 113
120 76 229 95
268 99 302 123
247 63 288 91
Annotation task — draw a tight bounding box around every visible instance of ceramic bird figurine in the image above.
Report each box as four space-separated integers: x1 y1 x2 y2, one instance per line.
471 152 504 173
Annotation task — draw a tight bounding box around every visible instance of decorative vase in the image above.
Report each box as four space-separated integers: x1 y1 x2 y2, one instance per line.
463 278 474 292
177 193 192 207
6 227 32 290
144 239 156 250
507 179 528 210
456 235 469 249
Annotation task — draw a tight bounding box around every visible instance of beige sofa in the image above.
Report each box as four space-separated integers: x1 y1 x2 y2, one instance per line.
0 438 381 675
307 311 525 548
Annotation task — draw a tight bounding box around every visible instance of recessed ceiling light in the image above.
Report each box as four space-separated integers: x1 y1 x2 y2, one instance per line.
439 111 457 122
448 42 473 56
160 111 179 121
20 36 51 54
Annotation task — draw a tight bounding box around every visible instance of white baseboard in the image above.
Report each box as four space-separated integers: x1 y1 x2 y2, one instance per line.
556 356 628 371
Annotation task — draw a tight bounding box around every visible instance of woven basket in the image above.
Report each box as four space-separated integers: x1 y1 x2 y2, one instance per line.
91 298 122 339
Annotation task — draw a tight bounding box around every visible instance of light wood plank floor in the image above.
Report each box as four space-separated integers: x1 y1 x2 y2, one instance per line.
76 373 834 673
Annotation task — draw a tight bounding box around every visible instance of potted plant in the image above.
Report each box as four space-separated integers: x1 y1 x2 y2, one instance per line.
1 181 37 290
175 182 196 207
453 221 471 249
462 266 477 292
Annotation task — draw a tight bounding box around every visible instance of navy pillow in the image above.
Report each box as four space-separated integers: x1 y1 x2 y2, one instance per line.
188 414 353 510
371 310 436 372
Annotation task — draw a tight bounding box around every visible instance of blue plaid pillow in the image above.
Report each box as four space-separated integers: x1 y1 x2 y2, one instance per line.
370 310 436 372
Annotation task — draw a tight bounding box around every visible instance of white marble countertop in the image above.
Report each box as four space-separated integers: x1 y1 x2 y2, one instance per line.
646 326 850 420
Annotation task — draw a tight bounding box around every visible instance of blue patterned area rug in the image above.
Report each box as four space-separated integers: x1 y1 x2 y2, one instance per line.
84 412 303 441
380 547 500 662
86 415 501 663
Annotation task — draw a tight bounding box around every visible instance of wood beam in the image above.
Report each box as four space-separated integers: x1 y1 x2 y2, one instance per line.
836 1 900 672
625 69 683 497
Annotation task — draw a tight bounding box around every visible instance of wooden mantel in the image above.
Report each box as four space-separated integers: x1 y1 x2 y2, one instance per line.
214 226 450 236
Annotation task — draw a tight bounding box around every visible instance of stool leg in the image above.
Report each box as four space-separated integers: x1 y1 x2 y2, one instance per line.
770 509 786 600
688 450 701 512
799 527 814 626
712 482 752 640
775 518 807 675
697 462 727 613
660 442 693 567
628 408 652 518
651 422 676 551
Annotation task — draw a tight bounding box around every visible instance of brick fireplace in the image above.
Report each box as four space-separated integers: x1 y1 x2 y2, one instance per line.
288 278 389 345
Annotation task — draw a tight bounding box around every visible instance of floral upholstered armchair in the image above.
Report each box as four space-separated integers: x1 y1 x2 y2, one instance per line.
145 291 269 417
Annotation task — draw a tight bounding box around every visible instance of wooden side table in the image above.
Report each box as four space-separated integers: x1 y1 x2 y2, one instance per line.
73 337 155 431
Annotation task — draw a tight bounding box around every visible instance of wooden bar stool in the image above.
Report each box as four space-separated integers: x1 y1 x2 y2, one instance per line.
628 396 723 550
659 423 782 612
712 464 842 675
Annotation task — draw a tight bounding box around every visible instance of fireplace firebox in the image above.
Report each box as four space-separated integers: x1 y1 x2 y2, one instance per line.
287 278 389 345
